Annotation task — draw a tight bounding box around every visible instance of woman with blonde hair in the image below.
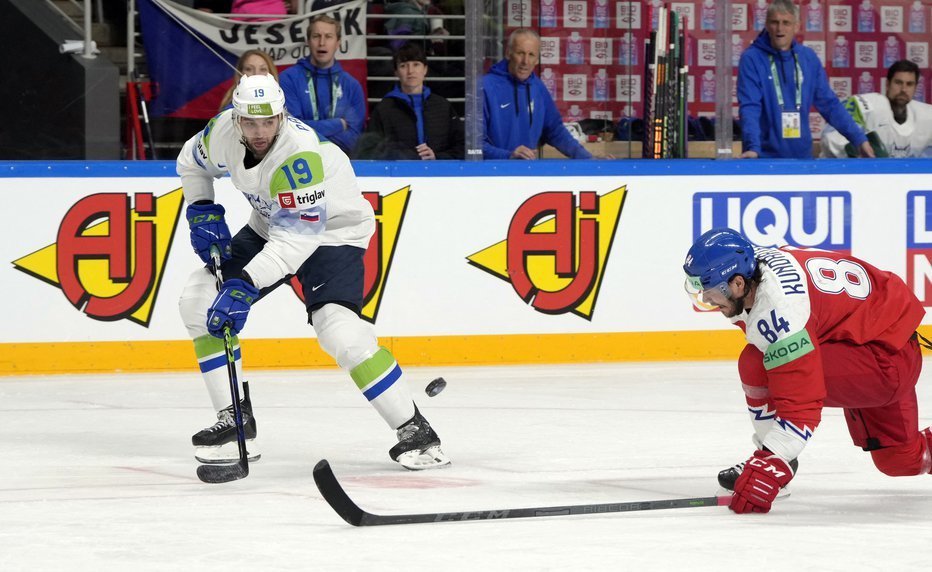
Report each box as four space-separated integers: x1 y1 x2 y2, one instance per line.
218 50 279 110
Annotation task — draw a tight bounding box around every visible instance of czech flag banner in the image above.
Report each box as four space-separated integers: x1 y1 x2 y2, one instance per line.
137 0 368 118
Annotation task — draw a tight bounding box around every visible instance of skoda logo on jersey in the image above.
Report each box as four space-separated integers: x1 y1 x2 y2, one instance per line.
906 190 932 305
692 191 851 250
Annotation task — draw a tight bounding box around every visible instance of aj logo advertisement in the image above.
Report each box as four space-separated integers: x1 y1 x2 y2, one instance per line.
468 187 626 320
12 186 411 327
12 190 183 326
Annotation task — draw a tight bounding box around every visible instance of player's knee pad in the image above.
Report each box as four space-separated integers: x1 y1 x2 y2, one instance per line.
870 434 932 476
312 303 378 370
179 267 216 338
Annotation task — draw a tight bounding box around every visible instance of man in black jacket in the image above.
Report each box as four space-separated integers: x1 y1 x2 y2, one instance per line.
357 43 464 160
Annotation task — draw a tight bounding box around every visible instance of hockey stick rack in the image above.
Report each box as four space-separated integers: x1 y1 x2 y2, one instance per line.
313 460 729 526
642 3 689 159
196 248 250 484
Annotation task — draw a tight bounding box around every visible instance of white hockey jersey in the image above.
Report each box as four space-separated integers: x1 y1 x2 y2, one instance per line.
177 110 375 289
820 92 932 158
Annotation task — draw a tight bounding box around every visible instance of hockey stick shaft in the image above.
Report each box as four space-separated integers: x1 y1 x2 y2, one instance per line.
313 460 730 527
196 247 249 483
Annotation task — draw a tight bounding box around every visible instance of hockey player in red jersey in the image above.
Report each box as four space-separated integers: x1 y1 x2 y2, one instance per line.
684 228 931 514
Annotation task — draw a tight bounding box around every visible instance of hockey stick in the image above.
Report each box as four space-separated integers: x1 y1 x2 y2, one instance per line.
313 460 730 526
196 247 250 484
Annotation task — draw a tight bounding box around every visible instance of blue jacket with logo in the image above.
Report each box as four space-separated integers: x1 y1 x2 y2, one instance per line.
737 31 867 158
482 60 591 159
279 58 365 155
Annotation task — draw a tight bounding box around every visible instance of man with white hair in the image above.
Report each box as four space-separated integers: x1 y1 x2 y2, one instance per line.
482 28 593 160
737 0 873 159
175 73 450 471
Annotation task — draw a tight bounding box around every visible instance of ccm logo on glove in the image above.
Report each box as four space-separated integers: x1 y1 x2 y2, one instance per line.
186 203 232 263
729 449 795 514
206 279 260 338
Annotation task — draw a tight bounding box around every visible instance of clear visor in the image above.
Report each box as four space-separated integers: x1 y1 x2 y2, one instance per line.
684 275 729 311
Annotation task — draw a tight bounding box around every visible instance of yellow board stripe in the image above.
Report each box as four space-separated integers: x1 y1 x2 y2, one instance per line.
1 327 930 375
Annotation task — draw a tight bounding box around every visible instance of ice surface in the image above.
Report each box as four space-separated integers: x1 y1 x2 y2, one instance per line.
1 361 930 570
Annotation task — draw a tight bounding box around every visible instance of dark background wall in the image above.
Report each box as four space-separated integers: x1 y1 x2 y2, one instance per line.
0 0 119 159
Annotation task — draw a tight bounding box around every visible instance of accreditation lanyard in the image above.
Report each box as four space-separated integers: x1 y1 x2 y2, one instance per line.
769 54 803 111
769 54 803 139
305 70 340 121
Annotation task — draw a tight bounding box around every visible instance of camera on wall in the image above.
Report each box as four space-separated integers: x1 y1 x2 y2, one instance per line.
59 40 99 56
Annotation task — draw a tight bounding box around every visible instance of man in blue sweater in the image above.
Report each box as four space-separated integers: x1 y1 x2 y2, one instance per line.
279 15 365 155
737 0 873 159
482 29 592 160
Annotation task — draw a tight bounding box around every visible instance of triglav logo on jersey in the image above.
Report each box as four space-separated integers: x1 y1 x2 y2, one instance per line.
467 188 626 320
289 186 410 323
906 190 932 306
12 189 184 327
692 191 852 251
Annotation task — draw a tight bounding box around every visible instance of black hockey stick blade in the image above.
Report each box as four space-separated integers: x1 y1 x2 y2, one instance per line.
313 459 730 527
197 459 249 484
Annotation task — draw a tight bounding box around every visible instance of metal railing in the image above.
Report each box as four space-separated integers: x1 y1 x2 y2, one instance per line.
364 12 466 104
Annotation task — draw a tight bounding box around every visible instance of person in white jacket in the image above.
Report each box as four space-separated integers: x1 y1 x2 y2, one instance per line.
176 74 449 471
821 60 932 158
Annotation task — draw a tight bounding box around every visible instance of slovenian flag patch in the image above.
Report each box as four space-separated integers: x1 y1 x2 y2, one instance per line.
300 210 320 223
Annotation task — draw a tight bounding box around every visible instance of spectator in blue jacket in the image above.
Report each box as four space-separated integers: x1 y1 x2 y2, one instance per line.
482 29 592 160
737 0 873 159
278 15 365 154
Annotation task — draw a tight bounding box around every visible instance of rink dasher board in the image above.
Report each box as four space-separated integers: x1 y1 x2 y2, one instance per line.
1 160 931 373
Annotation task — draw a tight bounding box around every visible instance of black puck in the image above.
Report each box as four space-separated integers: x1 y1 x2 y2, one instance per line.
425 377 447 397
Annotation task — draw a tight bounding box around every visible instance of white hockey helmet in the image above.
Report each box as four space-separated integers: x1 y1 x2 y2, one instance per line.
231 73 286 119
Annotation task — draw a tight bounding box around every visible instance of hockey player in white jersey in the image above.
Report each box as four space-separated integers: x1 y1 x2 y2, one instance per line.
176 73 449 470
821 60 932 158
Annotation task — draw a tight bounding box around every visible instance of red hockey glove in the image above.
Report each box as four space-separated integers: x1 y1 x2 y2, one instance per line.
729 449 795 514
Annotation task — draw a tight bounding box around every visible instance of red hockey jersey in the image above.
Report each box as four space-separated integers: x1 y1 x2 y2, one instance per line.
731 246 925 460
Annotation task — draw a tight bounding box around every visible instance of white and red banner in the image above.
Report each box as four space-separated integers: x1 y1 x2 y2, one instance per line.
137 0 367 118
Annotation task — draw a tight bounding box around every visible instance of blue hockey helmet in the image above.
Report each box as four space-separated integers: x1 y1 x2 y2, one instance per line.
683 228 757 308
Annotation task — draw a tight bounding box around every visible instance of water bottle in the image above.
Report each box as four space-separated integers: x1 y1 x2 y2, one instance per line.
619 32 634 66
833 35 849 68
857 0 874 33
701 0 716 31
806 0 823 32
594 0 610 28
650 0 662 29
541 68 558 99
915 76 926 102
858 71 873 94
753 0 768 30
540 0 557 28
731 34 743 66
594 69 608 101
910 0 926 33
567 32 584 65
883 36 901 68
701 70 716 102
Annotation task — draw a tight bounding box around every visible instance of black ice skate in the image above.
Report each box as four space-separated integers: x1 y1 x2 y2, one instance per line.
718 457 799 496
389 405 450 470
192 382 260 464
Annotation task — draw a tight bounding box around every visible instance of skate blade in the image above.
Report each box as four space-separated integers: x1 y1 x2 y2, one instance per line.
397 445 451 471
195 440 261 464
